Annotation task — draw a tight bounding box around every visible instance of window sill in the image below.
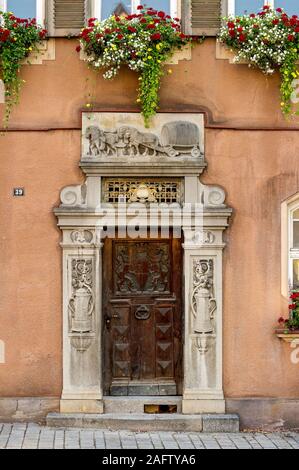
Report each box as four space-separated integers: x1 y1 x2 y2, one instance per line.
21 39 56 66
216 40 249 65
276 331 299 343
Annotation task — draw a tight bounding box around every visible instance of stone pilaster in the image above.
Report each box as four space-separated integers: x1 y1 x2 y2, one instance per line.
59 228 104 414
182 213 229 414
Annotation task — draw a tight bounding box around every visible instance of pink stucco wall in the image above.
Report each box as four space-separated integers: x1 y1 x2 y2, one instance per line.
0 38 298 400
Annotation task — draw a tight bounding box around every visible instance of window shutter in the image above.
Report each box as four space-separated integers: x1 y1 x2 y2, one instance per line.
182 0 223 36
46 0 92 37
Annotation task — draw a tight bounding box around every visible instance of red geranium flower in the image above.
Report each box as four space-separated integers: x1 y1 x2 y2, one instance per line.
291 293 299 299
140 18 147 23
75 45 81 52
127 26 137 33
137 4 143 9
0 29 10 41
288 34 295 41
147 23 156 29
151 32 161 41
289 304 297 309
158 11 165 18
276 8 282 13
263 4 270 9
117 34 123 40
179 33 186 39
272 19 279 25
250 14 255 18
227 21 235 28
239 33 247 42
278 317 285 323
229 30 236 37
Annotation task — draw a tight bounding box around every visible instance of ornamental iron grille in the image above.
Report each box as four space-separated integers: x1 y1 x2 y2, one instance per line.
102 178 183 205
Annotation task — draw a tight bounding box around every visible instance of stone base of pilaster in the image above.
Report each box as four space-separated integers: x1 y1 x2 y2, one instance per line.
60 399 104 414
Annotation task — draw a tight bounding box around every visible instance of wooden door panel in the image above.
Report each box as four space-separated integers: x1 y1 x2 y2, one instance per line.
103 235 182 396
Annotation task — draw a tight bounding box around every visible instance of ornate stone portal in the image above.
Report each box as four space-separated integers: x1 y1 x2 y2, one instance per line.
54 113 232 414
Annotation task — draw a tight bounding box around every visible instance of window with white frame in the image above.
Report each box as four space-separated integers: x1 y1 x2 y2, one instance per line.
229 0 299 16
290 203 299 290
94 1 180 20
0 0 44 25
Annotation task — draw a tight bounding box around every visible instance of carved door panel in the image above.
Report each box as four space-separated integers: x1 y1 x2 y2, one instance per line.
103 235 182 396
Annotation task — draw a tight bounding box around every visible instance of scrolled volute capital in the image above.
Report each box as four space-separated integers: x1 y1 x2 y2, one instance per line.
60 184 87 208
200 184 226 208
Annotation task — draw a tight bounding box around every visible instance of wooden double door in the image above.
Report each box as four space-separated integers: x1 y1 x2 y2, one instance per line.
103 234 182 396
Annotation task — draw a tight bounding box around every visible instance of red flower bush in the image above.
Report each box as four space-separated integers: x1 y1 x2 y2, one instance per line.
78 6 197 126
278 292 299 331
0 11 47 126
219 7 299 116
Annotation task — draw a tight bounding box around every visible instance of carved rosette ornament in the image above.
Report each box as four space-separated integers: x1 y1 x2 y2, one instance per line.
191 259 217 354
68 259 95 352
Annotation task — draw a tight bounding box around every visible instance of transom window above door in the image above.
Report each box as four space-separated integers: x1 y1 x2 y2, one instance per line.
229 0 299 16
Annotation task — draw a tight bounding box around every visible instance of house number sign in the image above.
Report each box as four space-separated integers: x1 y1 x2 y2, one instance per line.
13 188 25 197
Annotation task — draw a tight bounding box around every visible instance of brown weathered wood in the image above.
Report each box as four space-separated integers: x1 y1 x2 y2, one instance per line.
103 232 182 396
46 0 91 37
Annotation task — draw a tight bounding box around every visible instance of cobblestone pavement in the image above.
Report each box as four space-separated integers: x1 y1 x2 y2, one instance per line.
0 423 299 449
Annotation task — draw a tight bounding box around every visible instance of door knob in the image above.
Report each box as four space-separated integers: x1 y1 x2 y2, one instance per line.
105 315 111 329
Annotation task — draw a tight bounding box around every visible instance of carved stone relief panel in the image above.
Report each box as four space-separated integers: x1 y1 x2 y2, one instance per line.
81 113 205 163
114 242 171 295
68 258 95 352
191 259 217 356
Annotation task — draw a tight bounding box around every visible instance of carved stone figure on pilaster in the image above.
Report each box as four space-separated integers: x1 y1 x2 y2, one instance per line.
68 259 95 352
191 259 216 337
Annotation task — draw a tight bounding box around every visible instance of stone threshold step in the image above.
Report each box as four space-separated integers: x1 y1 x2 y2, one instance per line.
46 413 239 433
104 396 182 414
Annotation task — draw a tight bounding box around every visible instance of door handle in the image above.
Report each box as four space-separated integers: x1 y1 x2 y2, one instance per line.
104 315 111 329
